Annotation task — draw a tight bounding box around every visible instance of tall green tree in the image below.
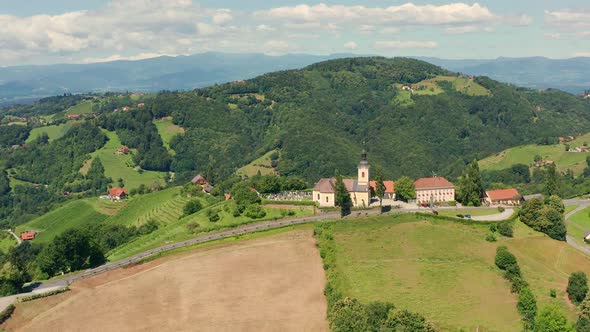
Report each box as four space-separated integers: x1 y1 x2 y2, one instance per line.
334 175 352 217
545 163 561 196
576 295 590 332
395 176 416 202
568 272 589 305
517 287 537 330
457 160 484 206
374 169 386 207
534 305 575 332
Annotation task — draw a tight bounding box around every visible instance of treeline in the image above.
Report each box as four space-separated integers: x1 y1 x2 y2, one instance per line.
0 125 30 148
520 196 567 241
0 94 87 117
315 223 437 331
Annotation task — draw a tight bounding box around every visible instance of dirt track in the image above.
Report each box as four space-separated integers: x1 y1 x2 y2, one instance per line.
4 230 328 332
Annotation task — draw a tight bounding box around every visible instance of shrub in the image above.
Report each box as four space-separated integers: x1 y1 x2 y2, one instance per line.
183 199 203 216
208 213 220 222
498 206 505 212
447 200 457 206
568 272 589 305
19 287 69 302
186 222 200 232
517 287 537 329
498 222 514 237
0 304 15 324
495 246 518 270
244 204 267 219
550 289 557 298
489 223 498 233
485 234 497 242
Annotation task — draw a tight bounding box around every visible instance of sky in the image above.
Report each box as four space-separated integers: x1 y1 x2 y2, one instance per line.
0 0 588 66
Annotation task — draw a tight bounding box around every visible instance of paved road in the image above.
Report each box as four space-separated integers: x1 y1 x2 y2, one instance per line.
471 208 514 221
0 205 517 312
4 229 22 245
564 199 590 256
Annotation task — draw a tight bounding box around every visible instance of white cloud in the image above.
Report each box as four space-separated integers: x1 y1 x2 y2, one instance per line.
255 3 497 25
212 9 233 25
445 25 494 34
359 25 376 33
380 27 401 34
574 52 590 57
544 33 561 39
256 24 276 32
263 40 293 55
344 41 358 50
80 52 178 63
545 10 590 29
374 40 438 50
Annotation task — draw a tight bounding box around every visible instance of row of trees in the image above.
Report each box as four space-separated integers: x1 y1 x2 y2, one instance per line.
519 196 567 241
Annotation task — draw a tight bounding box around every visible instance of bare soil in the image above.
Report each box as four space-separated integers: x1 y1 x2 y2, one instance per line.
3 230 328 332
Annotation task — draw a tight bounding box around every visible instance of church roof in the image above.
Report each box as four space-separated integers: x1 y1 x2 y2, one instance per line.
313 178 369 193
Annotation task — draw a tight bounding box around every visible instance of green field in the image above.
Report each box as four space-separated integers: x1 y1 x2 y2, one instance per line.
0 232 17 253
479 133 590 175
394 75 490 106
236 150 278 177
108 201 313 261
154 117 184 152
436 208 500 218
83 129 166 190
567 206 590 246
25 122 78 143
65 100 94 115
15 200 110 244
326 214 590 330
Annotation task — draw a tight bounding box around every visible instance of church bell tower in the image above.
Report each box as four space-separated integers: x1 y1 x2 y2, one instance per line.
357 150 369 186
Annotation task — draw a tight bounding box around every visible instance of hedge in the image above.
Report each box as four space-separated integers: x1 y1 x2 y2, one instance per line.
261 199 316 206
18 287 70 302
0 304 15 324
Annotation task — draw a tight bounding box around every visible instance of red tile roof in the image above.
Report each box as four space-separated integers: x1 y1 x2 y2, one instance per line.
313 178 336 193
369 181 395 193
108 188 127 197
486 188 521 201
414 177 454 189
20 231 35 240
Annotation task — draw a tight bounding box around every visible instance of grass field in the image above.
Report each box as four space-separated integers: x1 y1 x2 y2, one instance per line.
25 122 78 143
567 206 590 247
15 200 109 244
327 214 590 330
64 101 94 115
394 75 490 106
82 129 166 190
479 133 590 175
153 117 184 152
0 232 17 253
436 208 500 218
236 150 278 177
2 229 328 332
108 201 314 261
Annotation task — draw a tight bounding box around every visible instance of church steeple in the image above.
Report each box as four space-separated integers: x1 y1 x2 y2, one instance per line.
358 149 369 186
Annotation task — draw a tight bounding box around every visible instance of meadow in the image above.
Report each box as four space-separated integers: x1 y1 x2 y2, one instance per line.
64 100 94 115
25 122 79 143
567 206 590 247
326 213 590 330
393 75 490 106
479 133 590 175
153 116 184 152
236 150 278 177
82 129 166 190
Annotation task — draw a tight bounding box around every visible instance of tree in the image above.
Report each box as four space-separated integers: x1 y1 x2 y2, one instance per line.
534 305 575 332
577 295 590 332
374 169 386 206
517 287 537 329
568 272 589 305
329 297 370 332
231 181 261 213
334 175 352 217
183 199 203 216
498 222 514 237
37 229 105 276
545 195 565 214
545 163 561 196
383 309 437 332
495 246 518 270
243 204 267 219
539 206 567 241
534 154 543 163
457 160 484 206
395 176 416 202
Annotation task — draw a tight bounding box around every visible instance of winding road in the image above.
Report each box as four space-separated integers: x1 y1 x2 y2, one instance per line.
564 198 590 256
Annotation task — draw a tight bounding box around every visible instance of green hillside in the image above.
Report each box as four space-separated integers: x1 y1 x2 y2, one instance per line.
153 117 184 152
26 122 79 143
64 100 94 115
320 214 590 330
480 133 590 174
15 199 110 244
82 129 166 190
236 150 278 177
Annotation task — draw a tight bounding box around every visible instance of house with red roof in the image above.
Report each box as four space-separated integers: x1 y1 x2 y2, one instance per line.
20 231 36 241
485 188 523 206
115 146 130 155
414 177 455 204
67 114 80 120
370 180 395 200
108 188 127 201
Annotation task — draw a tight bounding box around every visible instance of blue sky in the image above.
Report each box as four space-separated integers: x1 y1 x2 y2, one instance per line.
0 1 588 65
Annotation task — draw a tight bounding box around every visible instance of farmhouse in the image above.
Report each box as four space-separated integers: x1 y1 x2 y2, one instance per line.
370 180 395 200
67 114 80 120
191 174 208 186
20 231 36 241
115 146 130 155
312 151 372 208
108 188 127 201
485 188 523 206
415 177 455 204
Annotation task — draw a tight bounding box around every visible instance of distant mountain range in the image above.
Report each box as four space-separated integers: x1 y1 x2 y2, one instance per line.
1 53 588 105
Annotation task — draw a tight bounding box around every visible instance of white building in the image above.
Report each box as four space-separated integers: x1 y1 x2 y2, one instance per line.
415 177 455 204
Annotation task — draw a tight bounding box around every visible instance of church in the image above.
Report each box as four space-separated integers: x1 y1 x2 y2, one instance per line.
312 151 372 208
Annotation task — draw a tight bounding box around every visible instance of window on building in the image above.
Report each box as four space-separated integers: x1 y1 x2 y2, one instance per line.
326 196 329 203
362 172 365 178
317 194 320 200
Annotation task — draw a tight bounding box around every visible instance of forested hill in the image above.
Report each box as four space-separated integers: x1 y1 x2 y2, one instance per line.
166 57 590 182
2 57 589 187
